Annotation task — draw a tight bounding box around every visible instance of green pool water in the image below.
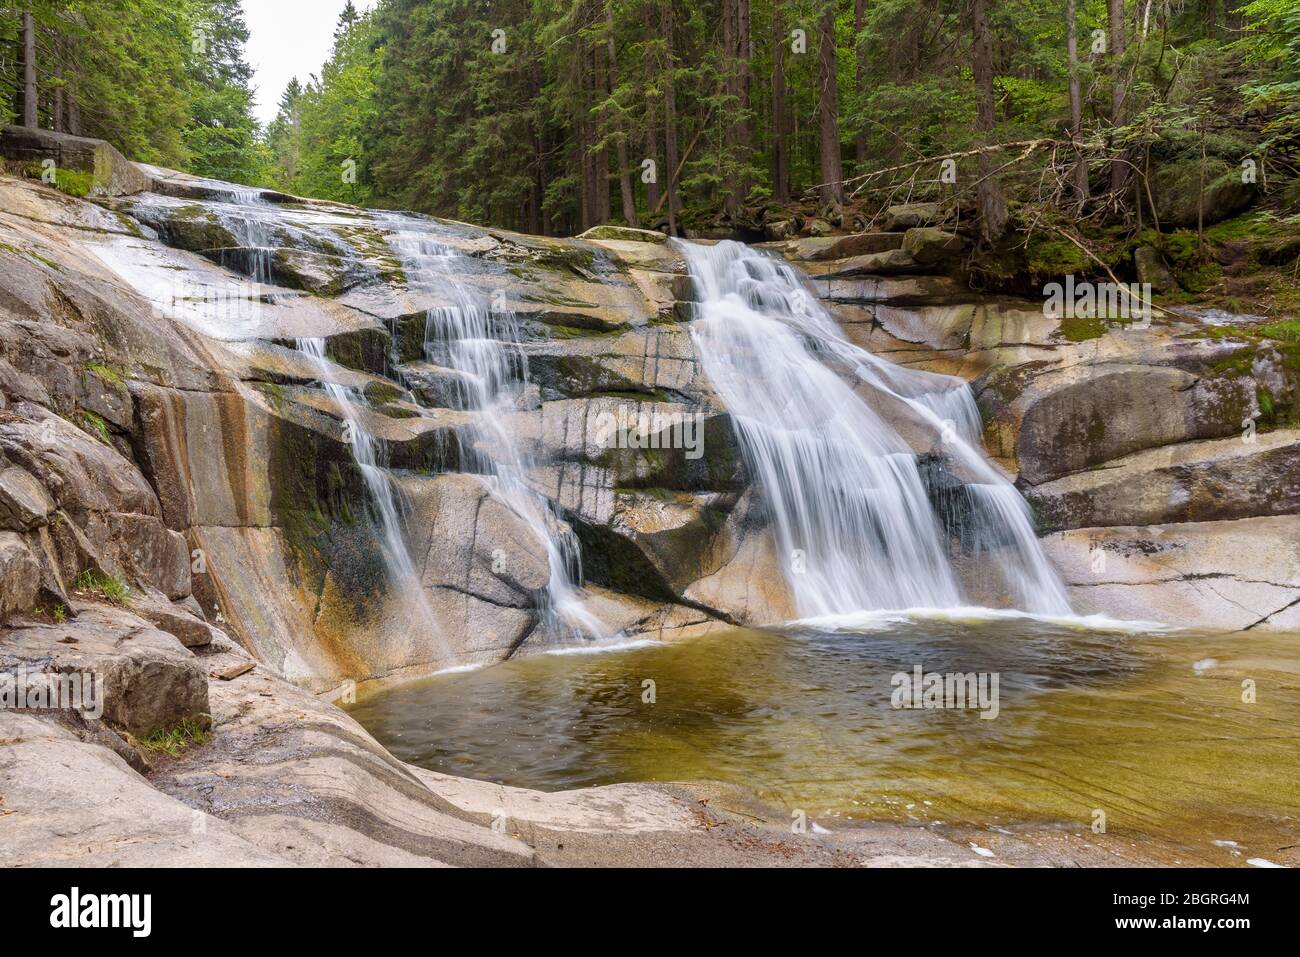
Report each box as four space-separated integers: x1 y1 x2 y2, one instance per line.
348 614 1300 859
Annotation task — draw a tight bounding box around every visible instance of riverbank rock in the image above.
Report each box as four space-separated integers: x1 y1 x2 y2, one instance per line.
1042 516 1300 632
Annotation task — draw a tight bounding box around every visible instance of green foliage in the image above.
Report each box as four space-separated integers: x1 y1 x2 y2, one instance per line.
7 0 1295 239
84 361 126 388
0 1 266 183
77 409 112 444
74 569 131 604
138 717 210 757
1261 319 1300 343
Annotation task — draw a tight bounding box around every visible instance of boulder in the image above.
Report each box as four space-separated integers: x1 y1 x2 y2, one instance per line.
1133 245 1175 293
902 227 968 265
882 202 943 231
577 225 668 244
133 601 220 649
0 125 151 196
1152 157 1255 228
786 232 904 261
764 219 799 241
0 464 53 530
0 606 210 736
1026 429 1300 531
1012 365 1257 485
803 248 925 278
803 217 834 237
0 530 40 617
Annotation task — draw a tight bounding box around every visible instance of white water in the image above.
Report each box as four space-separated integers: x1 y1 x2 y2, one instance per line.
383 215 603 639
293 336 443 644
681 240 1071 618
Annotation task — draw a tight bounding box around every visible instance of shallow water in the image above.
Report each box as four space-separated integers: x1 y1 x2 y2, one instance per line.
349 618 1300 860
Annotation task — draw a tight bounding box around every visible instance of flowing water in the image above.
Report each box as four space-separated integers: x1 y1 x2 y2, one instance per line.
292 336 440 644
349 618 1300 862
382 215 602 638
681 240 1070 617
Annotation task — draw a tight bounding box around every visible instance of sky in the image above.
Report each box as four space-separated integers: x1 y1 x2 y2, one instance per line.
241 0 378 126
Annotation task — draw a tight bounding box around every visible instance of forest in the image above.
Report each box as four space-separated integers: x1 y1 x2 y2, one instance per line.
3 1 1299 249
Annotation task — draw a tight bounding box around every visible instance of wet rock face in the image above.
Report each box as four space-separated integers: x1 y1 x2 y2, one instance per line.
4 147 1296 702
0 162 767 688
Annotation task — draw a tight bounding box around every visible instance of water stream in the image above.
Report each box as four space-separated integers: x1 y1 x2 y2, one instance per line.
681 240 1071 618
382 215 602 639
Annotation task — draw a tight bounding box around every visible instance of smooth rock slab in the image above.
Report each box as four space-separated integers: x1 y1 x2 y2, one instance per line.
1042 516 1300 632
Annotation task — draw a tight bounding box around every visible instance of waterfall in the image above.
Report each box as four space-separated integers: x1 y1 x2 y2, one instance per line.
383 216 603 639
680 240 1071 618
294 336 443 642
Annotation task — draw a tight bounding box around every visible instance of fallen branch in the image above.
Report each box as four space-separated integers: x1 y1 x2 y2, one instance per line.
817 138 1072 193
1045 224 1179 320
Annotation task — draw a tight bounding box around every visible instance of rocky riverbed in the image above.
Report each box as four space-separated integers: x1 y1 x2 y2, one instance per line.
1 129 1296 866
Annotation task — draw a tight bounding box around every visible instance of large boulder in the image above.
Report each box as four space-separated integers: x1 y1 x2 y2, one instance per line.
1011 365 1257 485
577 225 668 244
902 227 968 265
786 232 904 261
0 125 151 196
1152 157 1255 228
882 202 943 231
0 605 210 737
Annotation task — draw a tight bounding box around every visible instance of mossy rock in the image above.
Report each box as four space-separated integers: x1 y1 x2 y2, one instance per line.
577 225 668 244
140 204 239 252
323 328 391 376
1152 158 1256 228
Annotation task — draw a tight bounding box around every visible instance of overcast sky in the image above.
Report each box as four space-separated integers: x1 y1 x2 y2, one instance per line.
242 0 378 126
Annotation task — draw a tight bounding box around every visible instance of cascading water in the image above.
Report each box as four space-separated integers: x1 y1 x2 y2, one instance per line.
383 216 602 639
681 240 1071 618
288 335 444 648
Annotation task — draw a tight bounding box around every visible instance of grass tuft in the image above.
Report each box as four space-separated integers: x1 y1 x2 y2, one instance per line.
138 718 210 758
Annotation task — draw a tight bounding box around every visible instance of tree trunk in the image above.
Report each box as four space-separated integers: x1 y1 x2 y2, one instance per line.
817 1 844 206
743 0 754 201
576 46 592 231
53 52 65 134
771 0 790 203
606 4 639 226
21 9 38 128
661 0 681 234
644 71 662 213
854 0 868 166
971 0 1006 241
723 0 738 216
593 39 611 224
1108 0 1128 193
1067 0 1088 202
721 0 751 217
